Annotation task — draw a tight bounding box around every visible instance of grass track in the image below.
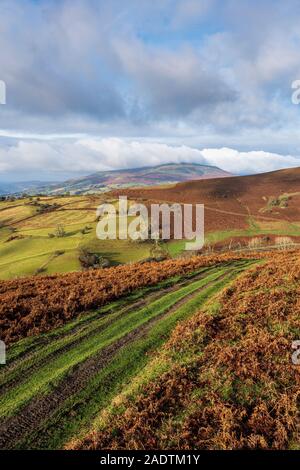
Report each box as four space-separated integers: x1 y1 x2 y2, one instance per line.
0 259 256 449
0 266 215 392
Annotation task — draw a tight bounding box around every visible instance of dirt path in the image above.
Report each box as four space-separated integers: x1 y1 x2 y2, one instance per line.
0 269 234 449
205 205 285 222
140 196 286 222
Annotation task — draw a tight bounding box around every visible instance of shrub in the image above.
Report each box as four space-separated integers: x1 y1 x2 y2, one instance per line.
54 225 66 238
79 249 110 269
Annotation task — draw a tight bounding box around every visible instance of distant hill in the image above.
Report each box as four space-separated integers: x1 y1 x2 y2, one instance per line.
0 181 54 196
111 167 300 233
24 163 231 196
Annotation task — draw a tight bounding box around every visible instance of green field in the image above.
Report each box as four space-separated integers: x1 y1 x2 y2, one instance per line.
0 195 299 280
0 196 153 279
0 258 256 449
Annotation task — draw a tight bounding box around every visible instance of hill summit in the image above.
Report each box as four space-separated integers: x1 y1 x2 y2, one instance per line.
43 162 231 195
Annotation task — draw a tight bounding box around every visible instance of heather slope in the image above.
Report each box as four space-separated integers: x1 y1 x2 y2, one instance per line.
73 251 300 450
0 258 253 449
112 167 300 233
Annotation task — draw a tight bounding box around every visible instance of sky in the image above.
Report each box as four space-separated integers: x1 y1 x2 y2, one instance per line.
1 0 300 181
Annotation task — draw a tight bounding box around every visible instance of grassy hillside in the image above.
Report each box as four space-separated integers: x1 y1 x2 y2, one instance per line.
0 256 257 449
0 195 152 279
71 251 300 451
112 167 300 243
0 252 261 344
0 251 298 450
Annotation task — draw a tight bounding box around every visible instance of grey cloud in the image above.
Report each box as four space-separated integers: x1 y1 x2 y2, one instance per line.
0 0 236 130
114 40 236 118
0 0 300 171
170 0 216 29
0 0 125 120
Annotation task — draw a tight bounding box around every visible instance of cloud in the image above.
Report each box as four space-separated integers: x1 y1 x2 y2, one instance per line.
114 40 236 118
200 147 300 174
171 0 215 29
0 137 298 181
1 0 300 172
0 0 125 120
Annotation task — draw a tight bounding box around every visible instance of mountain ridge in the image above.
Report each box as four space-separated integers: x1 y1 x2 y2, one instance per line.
0 162 231 196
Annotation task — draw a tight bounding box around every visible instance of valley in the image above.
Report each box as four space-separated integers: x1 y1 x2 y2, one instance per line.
0 168 300 280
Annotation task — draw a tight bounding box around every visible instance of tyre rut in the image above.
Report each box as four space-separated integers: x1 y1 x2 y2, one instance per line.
0 267 214 393
0 267 238 449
